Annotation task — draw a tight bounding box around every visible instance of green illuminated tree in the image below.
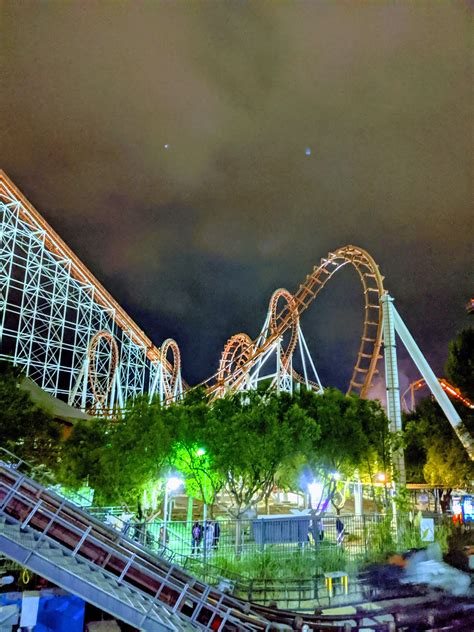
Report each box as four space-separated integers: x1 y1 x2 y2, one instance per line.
404 397 474 490
207 390 309 519
58 396 175 510
54 416 108 490
168 389 225 514
295 388 391 500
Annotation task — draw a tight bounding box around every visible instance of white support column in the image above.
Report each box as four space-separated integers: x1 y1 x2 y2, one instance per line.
148 362 161 402
68 361 86 406
392 305 474 460
81 357 90 411
298 325 323 391
276 339 282 394
354 482 363 516
380 293 406 484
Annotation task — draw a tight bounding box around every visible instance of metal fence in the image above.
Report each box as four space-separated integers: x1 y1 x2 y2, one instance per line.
110 513 444 566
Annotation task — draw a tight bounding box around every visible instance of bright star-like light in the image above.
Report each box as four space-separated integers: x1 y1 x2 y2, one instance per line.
164 144 169 149
305 147 312 156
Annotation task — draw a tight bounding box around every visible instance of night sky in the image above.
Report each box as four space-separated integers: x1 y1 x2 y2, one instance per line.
1 2 472 394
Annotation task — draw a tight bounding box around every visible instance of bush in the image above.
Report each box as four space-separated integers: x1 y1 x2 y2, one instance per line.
366 516 396 562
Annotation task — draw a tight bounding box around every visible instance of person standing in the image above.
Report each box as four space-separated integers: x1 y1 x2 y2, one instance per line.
317 518 324 542
204 521 214 555
213 520 221 550
336 517 345 545
191 521 202 555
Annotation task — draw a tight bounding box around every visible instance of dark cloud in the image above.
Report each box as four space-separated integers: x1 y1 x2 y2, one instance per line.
1 1 472 386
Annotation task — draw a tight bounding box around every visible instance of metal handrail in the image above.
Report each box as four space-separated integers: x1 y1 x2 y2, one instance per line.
0 478 202 594
0 447 239 586
0 464 264 630
0 480 237 629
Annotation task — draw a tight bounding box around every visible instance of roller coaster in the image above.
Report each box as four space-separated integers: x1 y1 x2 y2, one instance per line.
402 377 474 412
0 170 472 464
1 172 474 628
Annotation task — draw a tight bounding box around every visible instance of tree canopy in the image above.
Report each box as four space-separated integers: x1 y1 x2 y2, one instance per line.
205 390 310 518
402 326 474 488
1 358 395 517
56 396 175 509
445 327 474 400
52 384 392 517
168 388 225 510
0 361 61 468
404 397 474 488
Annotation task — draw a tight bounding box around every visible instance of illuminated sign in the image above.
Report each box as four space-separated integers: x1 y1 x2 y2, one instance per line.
462 495 474 523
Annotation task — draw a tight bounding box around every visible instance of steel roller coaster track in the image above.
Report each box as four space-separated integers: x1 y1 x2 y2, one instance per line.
2 171 472 461
208 246 385 399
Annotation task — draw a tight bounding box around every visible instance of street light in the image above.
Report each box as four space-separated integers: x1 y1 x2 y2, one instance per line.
308 481 324 511
162 476 184 545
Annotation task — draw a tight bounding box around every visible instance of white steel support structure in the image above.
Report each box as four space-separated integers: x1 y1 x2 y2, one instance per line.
392 303 474 460
381 292 474 477
380 294 405 483
231 323 322 396
248 324 322 395
0 172 183 413
247 288 323 394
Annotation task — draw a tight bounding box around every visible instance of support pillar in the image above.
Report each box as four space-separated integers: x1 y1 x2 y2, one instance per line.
380 293 406 485
392 305 474 460
354 482 363 516
186 496 193 524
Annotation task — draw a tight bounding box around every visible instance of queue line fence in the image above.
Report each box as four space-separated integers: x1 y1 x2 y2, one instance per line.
87 512 448 569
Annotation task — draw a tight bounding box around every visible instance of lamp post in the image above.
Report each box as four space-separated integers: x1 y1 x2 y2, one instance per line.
377 472 390 510
162 476 184 545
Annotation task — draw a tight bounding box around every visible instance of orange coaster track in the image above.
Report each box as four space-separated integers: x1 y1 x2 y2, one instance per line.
403 377 474 411
207 245 386 398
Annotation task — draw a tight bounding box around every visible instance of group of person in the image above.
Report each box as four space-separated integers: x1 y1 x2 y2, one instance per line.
307 517 345 545
191 520 221 555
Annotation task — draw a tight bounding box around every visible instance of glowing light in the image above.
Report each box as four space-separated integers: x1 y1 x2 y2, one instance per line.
305 147 312 156
196 447 206 457
377 472 386 483
164 144 169 149
308 481 324 509
166 476 184 492
332 472 341 481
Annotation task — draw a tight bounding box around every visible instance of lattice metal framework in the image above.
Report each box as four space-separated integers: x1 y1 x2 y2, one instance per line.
1 171 471 461
215 288 323 398
0 171 182 412
207 246 386 399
